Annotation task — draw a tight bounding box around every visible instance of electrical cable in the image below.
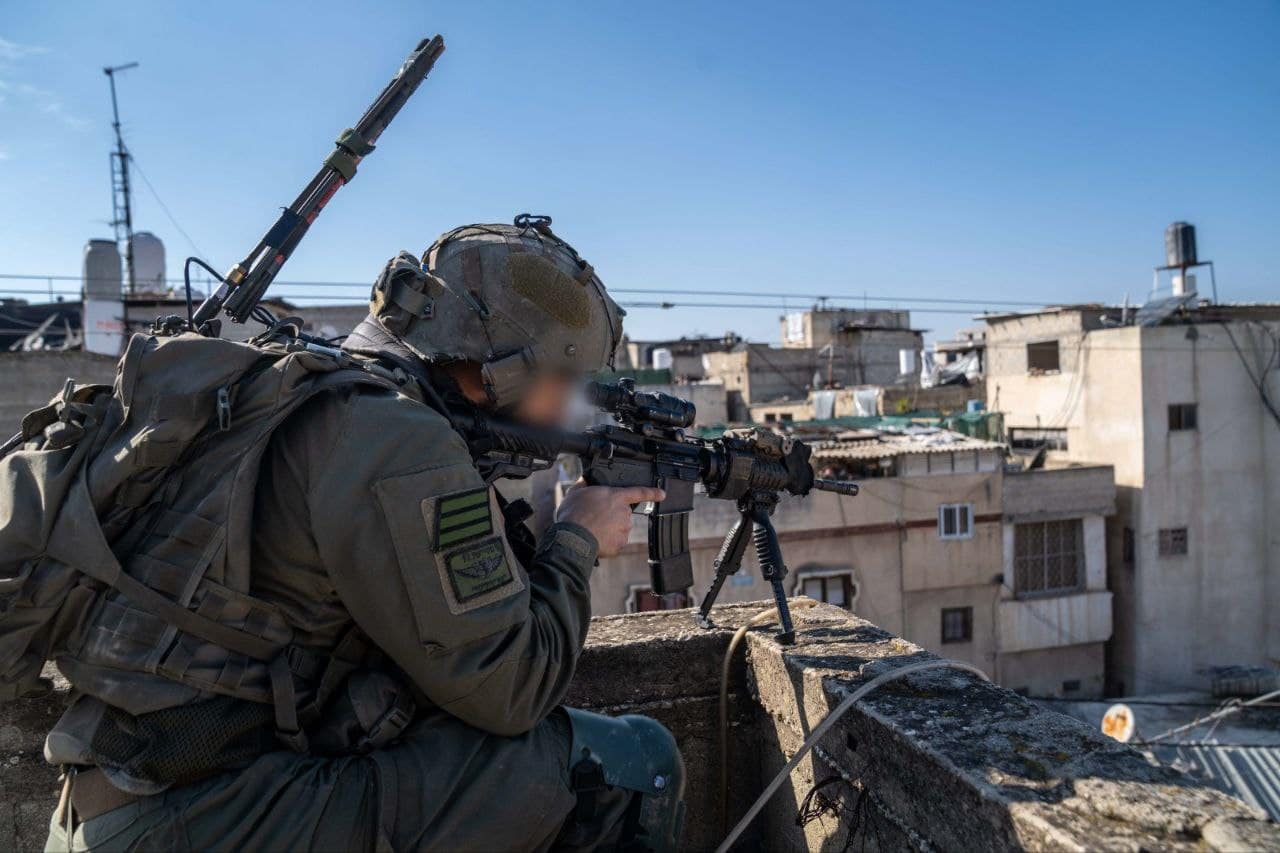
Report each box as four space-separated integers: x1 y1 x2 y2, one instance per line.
1138 687 1280 746
716 654 989 852
1220 322 1280 429
717 602 819 835
130 154 208 258
183 257 223 327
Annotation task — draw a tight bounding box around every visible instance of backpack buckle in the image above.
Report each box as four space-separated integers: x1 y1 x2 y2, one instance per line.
44 379 87 449
216 387 232 431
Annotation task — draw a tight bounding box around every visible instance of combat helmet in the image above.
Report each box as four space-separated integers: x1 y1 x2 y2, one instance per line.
370 214 625 408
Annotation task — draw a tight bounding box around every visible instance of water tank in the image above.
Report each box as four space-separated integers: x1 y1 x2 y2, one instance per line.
651 348 673 370
899 348 917 376
130 231 167 293
82 239 122 300
1164 222 1197 268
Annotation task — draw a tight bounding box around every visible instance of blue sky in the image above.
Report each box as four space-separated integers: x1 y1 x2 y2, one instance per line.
1 1 1276 343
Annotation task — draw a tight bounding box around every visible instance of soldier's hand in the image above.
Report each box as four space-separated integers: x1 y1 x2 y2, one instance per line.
556 483 666 558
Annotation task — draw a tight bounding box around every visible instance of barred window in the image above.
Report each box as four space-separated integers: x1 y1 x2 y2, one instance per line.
1158 527 1188 557
941 607 973 643
1014 519 1083 596
1168 403 1198 431
938 503 973 540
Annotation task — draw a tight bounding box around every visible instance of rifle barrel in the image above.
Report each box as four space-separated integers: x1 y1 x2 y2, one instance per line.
813 477 860 496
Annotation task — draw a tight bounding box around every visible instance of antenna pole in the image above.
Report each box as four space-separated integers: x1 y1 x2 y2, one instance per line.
104 62 139 295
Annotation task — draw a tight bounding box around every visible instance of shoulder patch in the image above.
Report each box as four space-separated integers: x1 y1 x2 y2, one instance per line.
431 487 494 549
445 537 513 602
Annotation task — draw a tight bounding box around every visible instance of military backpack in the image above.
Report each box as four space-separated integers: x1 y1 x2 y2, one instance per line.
0 329 405 750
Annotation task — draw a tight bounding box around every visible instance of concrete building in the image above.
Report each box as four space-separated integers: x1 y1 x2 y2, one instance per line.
781 306 924 385
983 302 1280 695
702 344 832 419
747 380 986 424
616 334 739 381
935 325 987 371
781 307 911 349
589 424 1116 697
699 308 925 420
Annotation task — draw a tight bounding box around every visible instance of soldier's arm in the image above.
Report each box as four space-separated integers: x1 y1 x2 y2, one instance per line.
303 388 597 736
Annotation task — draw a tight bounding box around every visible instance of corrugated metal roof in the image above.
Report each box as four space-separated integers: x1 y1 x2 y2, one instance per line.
810 429 1005 461
1155 743 1280 821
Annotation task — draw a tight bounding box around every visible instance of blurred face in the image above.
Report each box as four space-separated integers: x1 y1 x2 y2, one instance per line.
513 373 577 427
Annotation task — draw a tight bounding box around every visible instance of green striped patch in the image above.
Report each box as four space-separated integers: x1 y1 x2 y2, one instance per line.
434 487 493 549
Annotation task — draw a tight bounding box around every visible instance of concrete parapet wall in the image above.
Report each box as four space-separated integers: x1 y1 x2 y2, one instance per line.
0 351 118 430
2 603 1275 851
573 602 1275 851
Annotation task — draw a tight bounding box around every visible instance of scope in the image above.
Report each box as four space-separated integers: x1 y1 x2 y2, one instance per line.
586 378 697 430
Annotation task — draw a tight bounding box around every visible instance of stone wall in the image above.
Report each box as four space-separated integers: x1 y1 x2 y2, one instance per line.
3 603 1275 851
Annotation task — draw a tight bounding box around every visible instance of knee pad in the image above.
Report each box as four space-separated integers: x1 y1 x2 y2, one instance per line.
564 708 685 852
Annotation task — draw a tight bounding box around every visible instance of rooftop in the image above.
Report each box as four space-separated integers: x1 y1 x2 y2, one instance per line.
808 425 1005 462
1045 691 1280 822
1 604 1274 850
980 300 1280 327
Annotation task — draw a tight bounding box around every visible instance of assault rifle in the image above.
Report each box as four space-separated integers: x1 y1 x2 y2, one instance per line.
454 378 858 644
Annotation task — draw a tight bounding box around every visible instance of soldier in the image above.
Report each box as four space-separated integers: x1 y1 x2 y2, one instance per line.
45 218 686 851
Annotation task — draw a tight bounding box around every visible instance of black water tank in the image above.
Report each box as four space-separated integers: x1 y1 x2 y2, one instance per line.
1164 222 1197 267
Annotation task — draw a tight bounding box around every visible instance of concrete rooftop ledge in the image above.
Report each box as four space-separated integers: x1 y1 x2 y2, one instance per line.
570 601 1277 852
2 602 1276 851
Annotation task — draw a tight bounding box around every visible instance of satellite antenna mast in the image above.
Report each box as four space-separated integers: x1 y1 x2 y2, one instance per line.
104 62 139 295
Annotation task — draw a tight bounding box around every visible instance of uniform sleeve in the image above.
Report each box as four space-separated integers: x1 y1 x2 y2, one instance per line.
304 389 598 736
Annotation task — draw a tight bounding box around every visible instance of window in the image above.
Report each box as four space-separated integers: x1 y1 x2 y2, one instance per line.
1009 427 1069 451
940 607 973 643
1158 527 1188 557
938 503 973 540
627 587 689 613
1026 340 1061 374
1014 519 1083 596
1062 679 1082 693
1122 527 1135 567
1168 403 1198 431
795 571 857 610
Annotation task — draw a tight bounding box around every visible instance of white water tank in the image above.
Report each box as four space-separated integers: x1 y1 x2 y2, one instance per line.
130 231 167 293
651 348 673 370
899 348 918 376
82 239 122 300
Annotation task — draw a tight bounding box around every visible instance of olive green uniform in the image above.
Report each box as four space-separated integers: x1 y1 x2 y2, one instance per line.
47 381 638 851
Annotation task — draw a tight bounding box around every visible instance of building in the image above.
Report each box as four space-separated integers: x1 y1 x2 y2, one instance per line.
698 308 925 420
935 325 987 372
781 307 911 349
702 344 834 419
781 306 924 386
983 301 1280 696
615 334 739 381
589 423 1116 697
747 381 986 423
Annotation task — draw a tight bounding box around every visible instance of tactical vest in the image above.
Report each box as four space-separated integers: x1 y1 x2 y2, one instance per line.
0 329 413 787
